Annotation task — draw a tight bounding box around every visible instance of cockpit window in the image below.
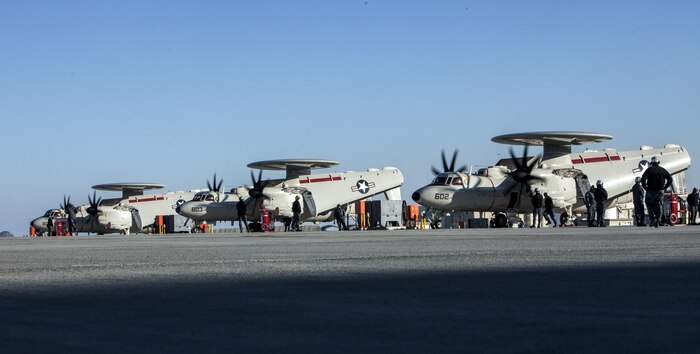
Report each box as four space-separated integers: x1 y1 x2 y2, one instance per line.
205 194 215 201
431 173 464 186
431 176 448 185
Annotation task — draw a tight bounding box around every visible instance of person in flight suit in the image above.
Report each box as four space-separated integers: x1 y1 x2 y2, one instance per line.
631 177 646 226
530 188 544 228
641 157 673 228
543 192 557 227
585 186 596 227
686 188 699 225
291 196 302 231
333 204 348 231
236 197 249 233
594 180 608 227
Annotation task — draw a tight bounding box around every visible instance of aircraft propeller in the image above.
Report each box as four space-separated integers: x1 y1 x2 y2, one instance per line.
60 195 78 234
507 145 543 212
206 172 224 193
85 190 102 230
431 149 468 175
507 145 543 184
248 170 269 201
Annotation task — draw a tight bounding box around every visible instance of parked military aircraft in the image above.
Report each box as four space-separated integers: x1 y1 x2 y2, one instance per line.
176 159 404 230
30 183 199 235
412 131 691 227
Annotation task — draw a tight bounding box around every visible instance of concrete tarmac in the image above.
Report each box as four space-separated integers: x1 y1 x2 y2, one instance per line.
1 227 700 353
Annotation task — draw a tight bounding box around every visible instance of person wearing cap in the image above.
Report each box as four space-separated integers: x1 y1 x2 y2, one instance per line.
631 177 646 226
543 192 557 227
291 195 302 231
641 157 673 227
585 185 596 227
593 180 608 227
687 188 699 225
236 197 249 233
333 204 348 231
530 188 544 228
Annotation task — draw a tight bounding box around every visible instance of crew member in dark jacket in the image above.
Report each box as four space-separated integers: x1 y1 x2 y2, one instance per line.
641 157 673 227
47 215 54 236
631 177 646 226
543 192 557 227
593 180 608 227
333 204 348 231
530 188 543 228
291 196 302 231
236 197 249 233
687 188 699 225
585 186 596 227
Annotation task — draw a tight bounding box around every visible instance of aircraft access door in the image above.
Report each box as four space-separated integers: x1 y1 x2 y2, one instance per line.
575 174 591 201
303 192 317 216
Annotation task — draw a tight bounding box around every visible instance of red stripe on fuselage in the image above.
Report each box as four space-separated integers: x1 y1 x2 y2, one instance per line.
128 196 165 203
299 176 342 184
571 155 621 164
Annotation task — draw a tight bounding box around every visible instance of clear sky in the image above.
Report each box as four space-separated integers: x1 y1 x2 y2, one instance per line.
1 1 698 236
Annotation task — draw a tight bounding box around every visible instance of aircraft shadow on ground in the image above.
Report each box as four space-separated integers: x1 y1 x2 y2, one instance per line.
1 263 700 354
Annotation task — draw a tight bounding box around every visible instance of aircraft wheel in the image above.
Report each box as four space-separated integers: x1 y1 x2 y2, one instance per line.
432 220 442 229
494 213 509 228
669 213 678 225
250 222 263 232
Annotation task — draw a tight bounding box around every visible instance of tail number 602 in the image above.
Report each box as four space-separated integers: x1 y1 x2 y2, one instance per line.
434 193 451 200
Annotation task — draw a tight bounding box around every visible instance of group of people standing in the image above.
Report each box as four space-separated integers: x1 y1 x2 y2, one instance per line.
530 188 559 228
533 156 680 228
235 195 342 232
587 156 675 228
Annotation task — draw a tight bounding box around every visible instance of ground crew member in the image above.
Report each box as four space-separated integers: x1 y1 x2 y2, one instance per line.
585 186 596 227
530 188 543 228
594 180 608 227
236 197 249 233
47 215 54 236
641 157 673 228
291 196 302 231
543 192 557 227
66 203 77 235
333 204 348 231
631 177 646 226
687 188 699 225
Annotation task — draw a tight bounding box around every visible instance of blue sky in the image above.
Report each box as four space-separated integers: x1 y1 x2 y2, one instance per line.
1 1 698 236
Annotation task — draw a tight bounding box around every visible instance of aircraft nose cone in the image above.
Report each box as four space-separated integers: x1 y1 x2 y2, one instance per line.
411 192 421 202
175 206 181 214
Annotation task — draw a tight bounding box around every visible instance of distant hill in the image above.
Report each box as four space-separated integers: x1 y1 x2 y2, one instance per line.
0 231 14 237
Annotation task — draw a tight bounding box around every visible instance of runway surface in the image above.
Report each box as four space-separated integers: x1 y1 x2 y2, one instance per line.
2 227 700 353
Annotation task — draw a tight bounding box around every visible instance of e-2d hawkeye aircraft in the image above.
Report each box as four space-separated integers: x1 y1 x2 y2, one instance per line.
411 131 691 227
176 159 404 229
31 183 199 235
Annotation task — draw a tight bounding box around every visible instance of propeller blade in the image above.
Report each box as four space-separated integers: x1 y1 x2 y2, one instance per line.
507 144 544 184
449 150 459 172
522 144 530 170
432 149 466 175
441 149 449 173
509 147 522 171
